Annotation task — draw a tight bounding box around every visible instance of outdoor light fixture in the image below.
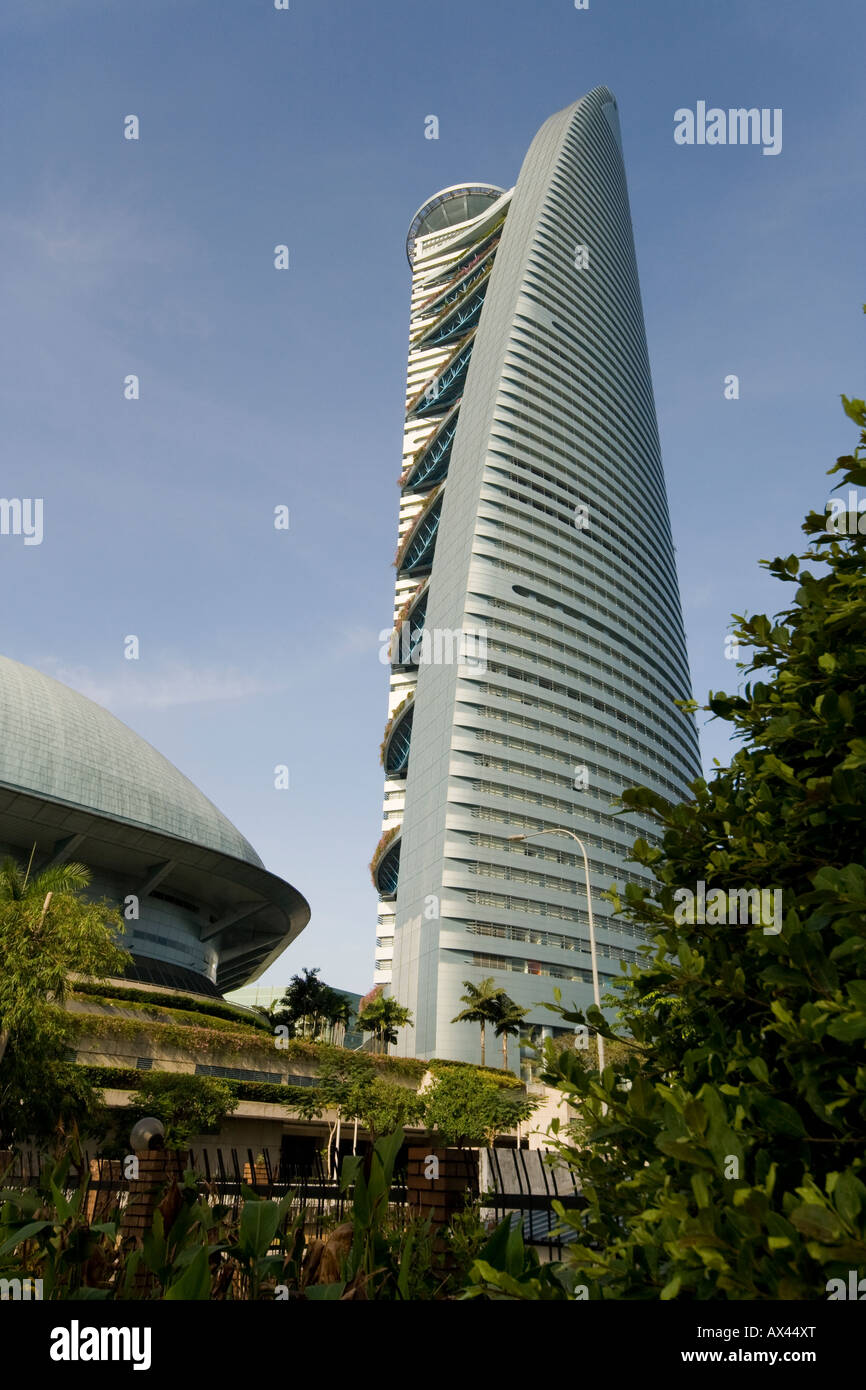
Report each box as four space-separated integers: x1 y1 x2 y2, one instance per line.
508 828 605 1072
129 1117 166 1151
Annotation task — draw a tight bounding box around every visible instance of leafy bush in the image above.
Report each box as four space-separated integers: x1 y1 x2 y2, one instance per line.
80 1066 320 1113
132 1074 238 1150
69 983 271 1030
0 857 129 1147
428 1057 524 1089
535 392 866 1299
422 1067 537 1147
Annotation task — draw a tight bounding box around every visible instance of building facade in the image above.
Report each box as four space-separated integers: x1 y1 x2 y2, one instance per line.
371 87 701 1069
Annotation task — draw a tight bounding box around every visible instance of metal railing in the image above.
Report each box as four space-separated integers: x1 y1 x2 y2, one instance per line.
0 1146 408 1238
481 1147 582 1257
2 1144 579 1253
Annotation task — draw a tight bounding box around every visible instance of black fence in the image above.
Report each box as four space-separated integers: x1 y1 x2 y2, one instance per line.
1 1144 405 1238
481 1147 582 1257
3 1143 581 1252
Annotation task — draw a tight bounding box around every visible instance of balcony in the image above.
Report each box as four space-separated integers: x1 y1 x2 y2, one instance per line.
402 412 459 493
395 491 444 577
371 831 402 900
407 338 475 419
414 272 491 350
417 222 504 312
390 585 430 668
383 701 414 778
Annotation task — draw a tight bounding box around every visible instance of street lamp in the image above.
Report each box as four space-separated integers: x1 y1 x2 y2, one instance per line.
508 827 605 1072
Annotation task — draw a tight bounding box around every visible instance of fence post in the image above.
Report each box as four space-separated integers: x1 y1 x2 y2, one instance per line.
119 1149 175 1293
407 1145 479 1245
84 1158 126 1223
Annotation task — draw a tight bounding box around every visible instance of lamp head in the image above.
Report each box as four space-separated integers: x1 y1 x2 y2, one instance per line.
129 1117 166 1151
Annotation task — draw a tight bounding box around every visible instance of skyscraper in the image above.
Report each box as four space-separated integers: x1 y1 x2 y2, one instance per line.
371 86 701 1070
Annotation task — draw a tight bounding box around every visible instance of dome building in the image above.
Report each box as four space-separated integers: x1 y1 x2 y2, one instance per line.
0 654 309 997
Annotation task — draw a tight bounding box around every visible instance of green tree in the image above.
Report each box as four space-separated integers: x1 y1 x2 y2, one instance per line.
272 967 352 1041
423 1066 537 1147
537 390 866 1299
493 998 529 1070
305 1051 423 1170
451 978 508 1068
273 967 325 1039
356 989 413 1055
343 1074 424 1142
320 987 354 1042
0 853 129 1146
133 1073 238 1151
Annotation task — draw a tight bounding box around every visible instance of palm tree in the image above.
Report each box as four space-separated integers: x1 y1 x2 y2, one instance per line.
274 967 330 1039
0 850 128 1068
356 992 413 1055
451 977 508 1068
321 989 353 1044
493 999 530 1071
378 997 413 1053
0 851 92 905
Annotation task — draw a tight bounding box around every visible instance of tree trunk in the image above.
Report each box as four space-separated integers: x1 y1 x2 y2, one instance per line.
502 1033 508 1069
0 1027 9 1068
480 1021 485 1068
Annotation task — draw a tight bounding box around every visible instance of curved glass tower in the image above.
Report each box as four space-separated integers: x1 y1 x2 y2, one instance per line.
371 87 701 1071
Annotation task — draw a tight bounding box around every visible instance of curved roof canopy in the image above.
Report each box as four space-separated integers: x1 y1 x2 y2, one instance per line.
0 655 261 863
406 184 505 265
0 655 309 991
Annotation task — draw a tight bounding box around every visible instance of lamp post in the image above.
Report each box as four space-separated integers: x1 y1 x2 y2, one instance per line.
508 827 605 1072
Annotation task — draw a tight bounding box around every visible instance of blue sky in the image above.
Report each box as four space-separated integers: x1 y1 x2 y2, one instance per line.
1 0 863 993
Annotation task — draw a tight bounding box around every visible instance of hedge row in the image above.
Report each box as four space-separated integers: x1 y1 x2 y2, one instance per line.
69 1012 280 1057
73 1014 429 1078
70 993 273 1041
80 1066 322 1112
428 1057 524 1090
70 982 271 1030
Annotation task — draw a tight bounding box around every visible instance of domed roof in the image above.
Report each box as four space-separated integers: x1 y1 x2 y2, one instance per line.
406 184 506 264
0 654 263 867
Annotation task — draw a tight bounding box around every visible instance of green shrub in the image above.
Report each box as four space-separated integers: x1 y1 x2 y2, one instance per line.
132 1073 238 1149
536 391 866 1300
423 1067 537 1146
70 982 271 1029
428 1057 524 1089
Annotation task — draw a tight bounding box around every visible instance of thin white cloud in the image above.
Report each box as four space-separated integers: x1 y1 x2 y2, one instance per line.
41 659 287 712
33 625 377 714
0 181 190 299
